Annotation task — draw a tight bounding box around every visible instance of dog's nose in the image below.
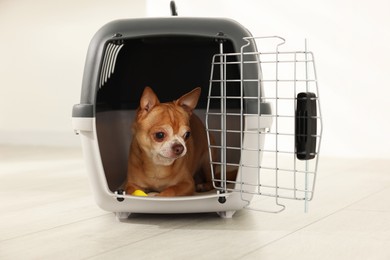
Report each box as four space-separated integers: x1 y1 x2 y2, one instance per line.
172 143 184 156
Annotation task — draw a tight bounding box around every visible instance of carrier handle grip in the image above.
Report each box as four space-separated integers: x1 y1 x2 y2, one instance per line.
170 1 178 16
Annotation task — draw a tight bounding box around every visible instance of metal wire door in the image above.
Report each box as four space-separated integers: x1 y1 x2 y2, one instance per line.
206 36 323 213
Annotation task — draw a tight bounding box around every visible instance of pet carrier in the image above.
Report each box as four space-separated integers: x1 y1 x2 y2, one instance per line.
72 15 322 219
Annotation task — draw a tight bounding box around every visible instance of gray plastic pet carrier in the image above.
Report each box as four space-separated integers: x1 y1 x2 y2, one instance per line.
72 15 322 219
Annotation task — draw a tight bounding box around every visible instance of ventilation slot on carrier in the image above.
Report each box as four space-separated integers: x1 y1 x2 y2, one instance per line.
100 43 124 87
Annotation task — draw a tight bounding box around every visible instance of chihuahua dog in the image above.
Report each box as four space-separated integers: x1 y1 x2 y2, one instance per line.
125 87 214 196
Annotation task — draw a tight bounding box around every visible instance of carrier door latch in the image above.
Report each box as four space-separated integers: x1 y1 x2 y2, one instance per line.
295 92 317 160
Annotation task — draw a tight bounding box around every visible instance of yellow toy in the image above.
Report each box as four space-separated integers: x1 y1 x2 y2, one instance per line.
131 189 148 197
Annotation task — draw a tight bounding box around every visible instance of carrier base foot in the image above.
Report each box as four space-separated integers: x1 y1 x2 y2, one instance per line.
115 212 131 221
217 211 236 219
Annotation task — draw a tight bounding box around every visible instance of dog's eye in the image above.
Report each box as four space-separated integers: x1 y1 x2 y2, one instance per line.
184 131 191 140
154 132 165 142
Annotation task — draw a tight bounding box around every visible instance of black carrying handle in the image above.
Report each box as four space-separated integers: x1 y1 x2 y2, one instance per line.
295 92 317 160
170 1 178 16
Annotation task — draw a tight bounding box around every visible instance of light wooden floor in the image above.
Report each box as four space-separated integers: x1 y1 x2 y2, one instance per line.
1 145 389 259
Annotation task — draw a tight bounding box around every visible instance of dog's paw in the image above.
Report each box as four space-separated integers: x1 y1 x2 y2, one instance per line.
196 183 213 192
157 189 176 197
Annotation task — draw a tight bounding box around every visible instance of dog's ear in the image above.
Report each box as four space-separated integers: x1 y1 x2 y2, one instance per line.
140 86 160 112
175 87 201 115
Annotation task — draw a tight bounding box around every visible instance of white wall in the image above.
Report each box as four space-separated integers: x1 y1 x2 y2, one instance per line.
147 0 390 159
0 0 146 146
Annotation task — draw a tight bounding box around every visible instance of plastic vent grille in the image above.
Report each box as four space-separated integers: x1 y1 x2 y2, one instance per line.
99 42 124 87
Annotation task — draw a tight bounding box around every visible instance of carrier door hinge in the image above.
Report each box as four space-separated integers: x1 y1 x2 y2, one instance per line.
215 32 227 43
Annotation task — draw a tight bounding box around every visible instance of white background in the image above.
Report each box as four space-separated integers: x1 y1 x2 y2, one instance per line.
0 0 146 146
1 0 389 159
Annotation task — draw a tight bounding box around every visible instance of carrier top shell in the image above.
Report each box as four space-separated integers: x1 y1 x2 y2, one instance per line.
73 17 260 118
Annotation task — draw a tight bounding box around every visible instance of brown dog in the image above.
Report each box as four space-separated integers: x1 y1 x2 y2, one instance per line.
125 87 214 196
